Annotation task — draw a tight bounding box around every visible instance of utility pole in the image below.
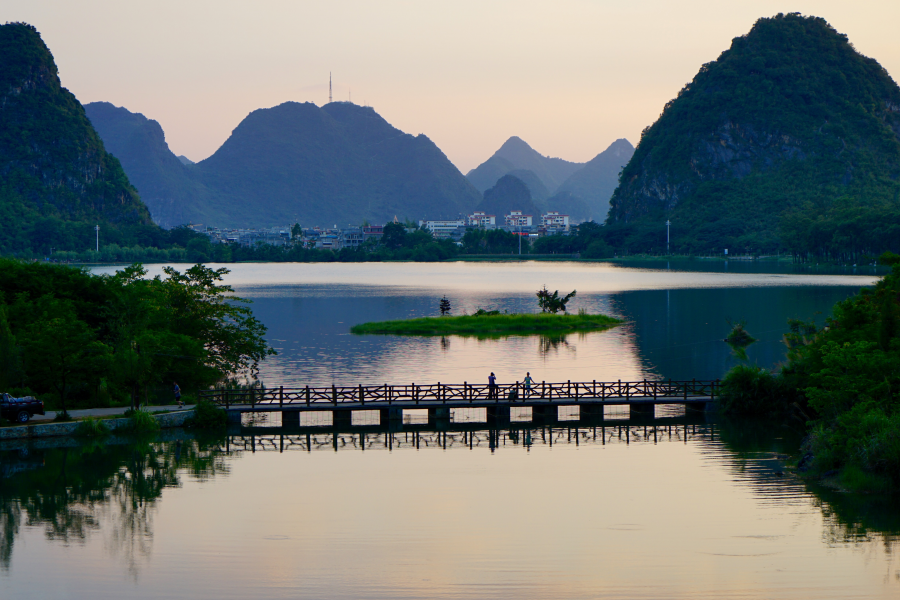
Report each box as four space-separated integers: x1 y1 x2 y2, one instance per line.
518 220 522 255
666 220 670 255
95 225 99 252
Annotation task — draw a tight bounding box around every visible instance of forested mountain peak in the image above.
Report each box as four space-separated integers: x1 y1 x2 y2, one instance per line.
0 23 161 254
475 174 542 218
607 13 900 256
87 99 482 228
189 101 480 227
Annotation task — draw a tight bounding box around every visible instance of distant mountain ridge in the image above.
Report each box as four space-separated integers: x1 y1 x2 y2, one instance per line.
551 138 634 221
85 102 208 228
467 136 633 222
466 136 583 194
87 101 482 228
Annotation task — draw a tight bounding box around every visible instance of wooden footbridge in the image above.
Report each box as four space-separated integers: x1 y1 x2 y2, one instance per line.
201 379 720 428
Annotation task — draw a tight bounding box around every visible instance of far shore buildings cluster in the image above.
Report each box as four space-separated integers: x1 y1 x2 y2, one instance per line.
195 210 573 251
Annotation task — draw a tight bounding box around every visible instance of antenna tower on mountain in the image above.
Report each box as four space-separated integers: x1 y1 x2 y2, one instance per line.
329 72 332 104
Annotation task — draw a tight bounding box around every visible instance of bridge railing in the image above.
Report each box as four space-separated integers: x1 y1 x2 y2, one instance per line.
199 379 719 409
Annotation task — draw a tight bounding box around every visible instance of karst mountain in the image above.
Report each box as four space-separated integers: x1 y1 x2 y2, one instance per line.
607 13 900 254
87 101 483 228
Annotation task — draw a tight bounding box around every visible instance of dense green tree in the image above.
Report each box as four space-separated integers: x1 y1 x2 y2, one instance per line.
20 297 110 416
0 259 275 409
381 223 408 250
721 251 900 490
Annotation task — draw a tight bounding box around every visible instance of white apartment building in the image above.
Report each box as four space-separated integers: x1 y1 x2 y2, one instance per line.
420 219 466 239
467 211 496 227
541 212 570 231
504 211 533 228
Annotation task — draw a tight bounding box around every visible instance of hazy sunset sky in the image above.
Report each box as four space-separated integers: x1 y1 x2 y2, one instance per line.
7 0 900 172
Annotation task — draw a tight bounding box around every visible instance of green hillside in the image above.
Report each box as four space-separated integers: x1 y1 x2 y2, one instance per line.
0 23 165 255
607 13 900 258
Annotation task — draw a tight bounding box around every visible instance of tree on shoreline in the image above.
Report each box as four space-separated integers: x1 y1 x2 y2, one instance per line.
0 259 275 410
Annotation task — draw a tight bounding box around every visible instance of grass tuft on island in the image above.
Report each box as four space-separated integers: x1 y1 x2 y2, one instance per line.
351 312 623 337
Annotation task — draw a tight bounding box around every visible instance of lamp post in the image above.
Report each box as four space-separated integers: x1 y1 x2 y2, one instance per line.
94 225 100 252
666 220 670 255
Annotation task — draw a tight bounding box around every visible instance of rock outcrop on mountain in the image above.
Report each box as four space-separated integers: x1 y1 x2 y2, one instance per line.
607 13 900 254
0 23 159 254
89 101 482 228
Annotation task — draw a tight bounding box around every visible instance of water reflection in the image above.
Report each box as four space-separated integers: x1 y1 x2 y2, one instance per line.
0 434 231 578
2 418 898 588
244 281 860 387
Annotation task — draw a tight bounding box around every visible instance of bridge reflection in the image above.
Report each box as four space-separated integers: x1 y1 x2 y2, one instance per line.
227 414 717 453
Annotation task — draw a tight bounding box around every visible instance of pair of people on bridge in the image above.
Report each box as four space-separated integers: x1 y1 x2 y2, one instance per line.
487 372 536 400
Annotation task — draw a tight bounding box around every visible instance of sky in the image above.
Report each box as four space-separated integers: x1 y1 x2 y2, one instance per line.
6 0 900 173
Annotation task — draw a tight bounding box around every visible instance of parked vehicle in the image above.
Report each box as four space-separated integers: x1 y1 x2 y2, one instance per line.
0 393 45 423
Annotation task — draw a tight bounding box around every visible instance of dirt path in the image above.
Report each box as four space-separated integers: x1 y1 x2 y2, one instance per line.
31 405 194 422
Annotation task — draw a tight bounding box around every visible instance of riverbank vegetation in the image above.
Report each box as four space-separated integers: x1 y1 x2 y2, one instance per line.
0 259 274 416
719 252 900 492
351 312 621 336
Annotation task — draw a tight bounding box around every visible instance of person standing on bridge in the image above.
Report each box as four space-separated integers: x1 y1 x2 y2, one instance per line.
488 372 498 399
523 372 535 397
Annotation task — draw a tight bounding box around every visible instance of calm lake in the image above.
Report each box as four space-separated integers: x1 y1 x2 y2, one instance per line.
2 260 898 599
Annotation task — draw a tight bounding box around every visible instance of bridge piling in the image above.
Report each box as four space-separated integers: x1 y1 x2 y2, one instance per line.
380 407 402 425
333 409 353 428
580 403 604 423
486 405 510 427
532 404 558 426
282 410 300 428
631 403 654 419
428 407 451 429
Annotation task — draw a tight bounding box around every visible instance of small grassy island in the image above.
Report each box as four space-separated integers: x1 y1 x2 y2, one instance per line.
351 311 622 336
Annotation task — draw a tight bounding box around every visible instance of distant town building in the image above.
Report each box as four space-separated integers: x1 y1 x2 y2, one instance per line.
467 212 496 227
420 219 466 239
363 225 384 242
504 211 533 228
541 212 570 232
316 234 340 250
340 228 364 248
